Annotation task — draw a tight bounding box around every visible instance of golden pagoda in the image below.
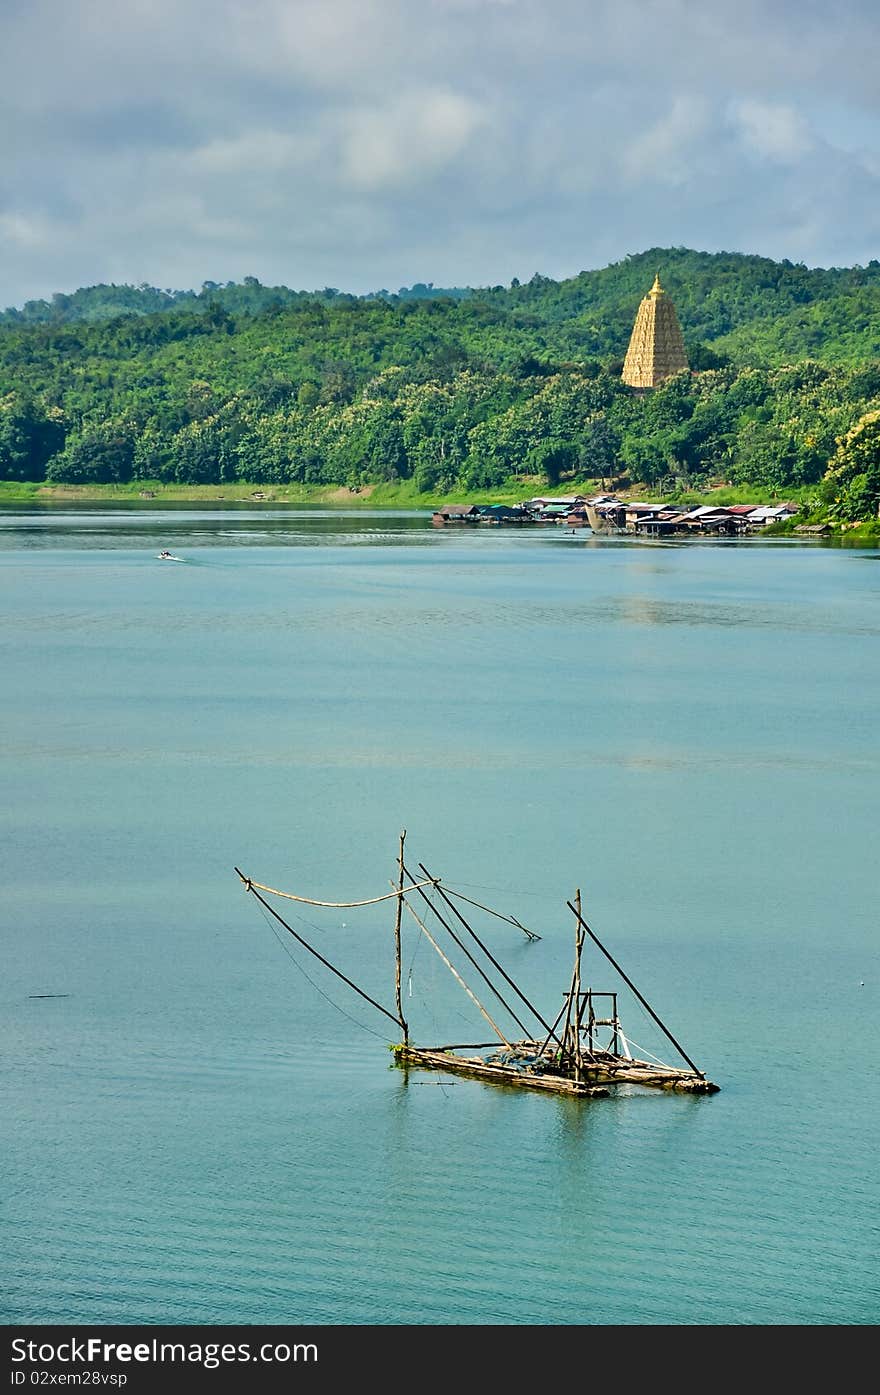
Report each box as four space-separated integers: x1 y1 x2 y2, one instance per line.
621 274 688 388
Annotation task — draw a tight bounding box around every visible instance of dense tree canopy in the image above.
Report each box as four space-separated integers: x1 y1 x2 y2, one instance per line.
821 410 880 521
1 248 879 515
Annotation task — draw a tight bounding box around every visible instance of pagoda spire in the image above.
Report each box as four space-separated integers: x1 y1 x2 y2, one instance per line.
622 274 688 388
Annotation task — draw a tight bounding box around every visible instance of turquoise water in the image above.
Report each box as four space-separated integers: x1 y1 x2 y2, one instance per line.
1 507 878 1326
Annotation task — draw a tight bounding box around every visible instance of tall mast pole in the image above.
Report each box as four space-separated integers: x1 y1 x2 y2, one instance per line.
394 829 408 1044
573 889 583 1077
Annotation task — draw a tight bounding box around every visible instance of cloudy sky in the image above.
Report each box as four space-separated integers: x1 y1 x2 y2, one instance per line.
2 0 879 307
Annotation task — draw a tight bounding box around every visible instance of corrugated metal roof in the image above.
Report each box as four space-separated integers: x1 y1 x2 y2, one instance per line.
747 504 797 521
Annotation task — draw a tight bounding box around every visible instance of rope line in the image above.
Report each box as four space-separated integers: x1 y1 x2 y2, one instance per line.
238 871 437 908
619 1036 672 1070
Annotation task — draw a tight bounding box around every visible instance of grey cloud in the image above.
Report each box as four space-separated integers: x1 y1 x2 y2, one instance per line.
1 0 879 307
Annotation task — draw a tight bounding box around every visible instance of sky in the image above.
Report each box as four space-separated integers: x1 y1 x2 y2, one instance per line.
2 0 879 308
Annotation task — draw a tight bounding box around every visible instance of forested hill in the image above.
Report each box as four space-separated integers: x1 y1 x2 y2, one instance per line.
5 247 880 359
1 247 879 521
0 278 475 326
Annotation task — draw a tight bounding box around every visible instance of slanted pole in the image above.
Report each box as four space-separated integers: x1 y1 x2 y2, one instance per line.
536 1000 569 1063
403 859 534 1038
566 901 706 1079
235 871 402 1029
394 830 408 1044
396 885 514 1050
416 861 562 1047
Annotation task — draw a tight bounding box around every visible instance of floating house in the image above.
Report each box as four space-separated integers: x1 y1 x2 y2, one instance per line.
432 503 481 526
432 500 579 527
585 496 800 536
433 493 799 536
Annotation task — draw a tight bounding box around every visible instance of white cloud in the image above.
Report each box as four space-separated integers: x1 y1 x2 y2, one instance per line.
623 97 712 186
731 99 814 163
1 1 879 303
0 213 52 248
185 130 324 177
340 89 487 190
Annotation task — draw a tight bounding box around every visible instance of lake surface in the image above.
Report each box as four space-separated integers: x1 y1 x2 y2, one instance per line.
2 506 878 1327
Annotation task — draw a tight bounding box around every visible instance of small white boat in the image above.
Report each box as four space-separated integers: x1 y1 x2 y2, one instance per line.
157 551 184 562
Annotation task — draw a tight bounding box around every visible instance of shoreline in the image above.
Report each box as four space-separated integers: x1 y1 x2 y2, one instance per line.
1 480 876 541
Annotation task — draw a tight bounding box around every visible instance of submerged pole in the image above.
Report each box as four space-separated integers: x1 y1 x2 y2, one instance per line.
394 830 408 1043
566 901 705 1079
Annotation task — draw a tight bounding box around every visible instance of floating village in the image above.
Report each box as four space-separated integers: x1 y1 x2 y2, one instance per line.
432 494 801 536
434 274 806 538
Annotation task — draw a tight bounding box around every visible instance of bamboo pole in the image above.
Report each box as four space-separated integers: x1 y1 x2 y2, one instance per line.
401 859 533 1037
536 1000 569 1062
573 890 583 1076
573 927 594 1060
440 887 540 941
416 861 563 1047
394 830 408 1044
561 968 575 1066
396 885 514 1050
235 870 402 1029
565 901 705 1079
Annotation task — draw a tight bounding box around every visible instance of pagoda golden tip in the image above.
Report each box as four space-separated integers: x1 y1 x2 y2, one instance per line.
650 273 664 295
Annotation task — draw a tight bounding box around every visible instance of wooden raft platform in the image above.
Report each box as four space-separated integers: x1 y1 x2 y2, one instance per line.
236 834 721 1104
393 1045 610 1096
394 1044 719 1095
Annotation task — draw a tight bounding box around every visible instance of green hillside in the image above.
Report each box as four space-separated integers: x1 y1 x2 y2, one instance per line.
1 248 878 522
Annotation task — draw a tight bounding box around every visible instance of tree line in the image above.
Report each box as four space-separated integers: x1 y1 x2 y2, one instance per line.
1 248 878 520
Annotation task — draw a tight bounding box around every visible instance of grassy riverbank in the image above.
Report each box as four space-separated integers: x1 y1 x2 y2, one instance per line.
0 478 528 508
0 477 815 509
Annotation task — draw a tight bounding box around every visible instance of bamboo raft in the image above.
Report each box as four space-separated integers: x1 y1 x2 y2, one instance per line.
395 1046 716 1094
235 832 719 1100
